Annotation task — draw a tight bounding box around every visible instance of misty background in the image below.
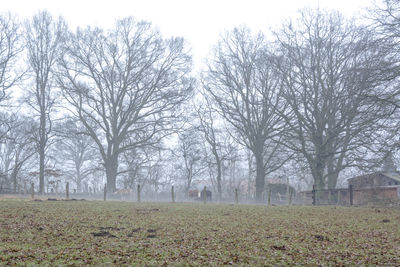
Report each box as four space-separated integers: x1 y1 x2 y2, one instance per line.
0 0 399 202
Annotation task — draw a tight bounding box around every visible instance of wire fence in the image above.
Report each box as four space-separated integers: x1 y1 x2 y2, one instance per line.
297 185 400 206
1 182 399 206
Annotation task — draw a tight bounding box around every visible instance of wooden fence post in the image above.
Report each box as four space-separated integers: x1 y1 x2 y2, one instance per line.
312 185 316 205
31 183 34 199
288 190 292 205
203 186 207 204
328 190 331 205
137 184 141 203
349 184 353 206
66 182 69 200
171 186 175 203
103 184 107 201
235 188 239 204
338 190 341 205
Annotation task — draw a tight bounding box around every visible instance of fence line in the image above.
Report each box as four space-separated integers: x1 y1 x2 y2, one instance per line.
2 184 398 206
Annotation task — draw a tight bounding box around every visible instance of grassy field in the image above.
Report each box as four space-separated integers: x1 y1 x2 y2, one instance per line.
0 199 399 266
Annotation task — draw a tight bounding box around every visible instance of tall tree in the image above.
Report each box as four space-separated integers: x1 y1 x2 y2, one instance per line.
120 148 148 190
8 116 36 192
0 115 36 192
0 14 24 144
174 127 204 196
195 98 225 200
204 27 287 201
274 9 398 190
371 0 400 41
57 18 192 192
54 119 98 192
25 11 67 193
369 0 400 155
0 13 23 106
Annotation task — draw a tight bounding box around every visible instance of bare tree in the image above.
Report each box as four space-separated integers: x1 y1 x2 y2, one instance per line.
274 9 399 190
8 116 36 193
120 148 146 190
0 14 23 105
120 146 157 191
0 14 24 145
25 11 67 193
204 27 287 201
371 0 400 41
57 18 192 192
53 119 99 192
0 115 36 192
173 127 204 196
195 98 225 200
368 0 400 155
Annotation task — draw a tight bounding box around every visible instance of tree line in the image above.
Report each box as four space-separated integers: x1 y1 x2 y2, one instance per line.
0 1 399 201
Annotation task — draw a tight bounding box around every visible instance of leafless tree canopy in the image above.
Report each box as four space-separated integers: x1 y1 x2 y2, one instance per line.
25 11 67 193
274 9 399 190
57 18 193 192
204 27 288 201
0 14 23 105
0 5 400 200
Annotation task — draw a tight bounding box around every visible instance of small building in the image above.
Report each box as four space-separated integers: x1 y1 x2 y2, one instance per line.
348 172 400 188
348 172 400 204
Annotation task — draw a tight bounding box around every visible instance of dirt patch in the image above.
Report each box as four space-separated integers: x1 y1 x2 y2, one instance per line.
134 208 160 214
127 228 141 237
314 235 329 241
91 231 116 238
271 245 286 251
99 226 124 231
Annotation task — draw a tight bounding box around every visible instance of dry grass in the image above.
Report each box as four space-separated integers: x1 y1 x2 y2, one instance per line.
1 199 399 266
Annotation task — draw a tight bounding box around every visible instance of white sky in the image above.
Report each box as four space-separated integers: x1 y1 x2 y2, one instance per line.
1 0 372 69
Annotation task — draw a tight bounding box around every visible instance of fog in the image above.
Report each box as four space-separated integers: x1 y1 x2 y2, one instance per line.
0 1 400 204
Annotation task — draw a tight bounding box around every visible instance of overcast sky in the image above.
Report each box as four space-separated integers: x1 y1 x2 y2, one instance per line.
1 0 373 69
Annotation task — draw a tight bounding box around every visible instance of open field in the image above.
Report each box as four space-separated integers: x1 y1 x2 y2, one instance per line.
1 199 400 266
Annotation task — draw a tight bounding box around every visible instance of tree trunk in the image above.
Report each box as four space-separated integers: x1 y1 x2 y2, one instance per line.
12 154 20 193
327 159 339 189
255 154 265 202
247 152 253 200
39 145 45 194
312 168 325 191
310 151 326 191
12 168 17 193
77 179 82 193
76 168 82 192
105 155 118 193
185 173 192 197
215 155 222 201
185 162 193 197
39 99 47 194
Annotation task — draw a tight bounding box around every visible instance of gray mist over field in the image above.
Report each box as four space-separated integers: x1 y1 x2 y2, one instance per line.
1 0 400 205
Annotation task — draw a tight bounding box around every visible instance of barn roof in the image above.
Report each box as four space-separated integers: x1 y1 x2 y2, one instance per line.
382 172 400 183
348 171 400 183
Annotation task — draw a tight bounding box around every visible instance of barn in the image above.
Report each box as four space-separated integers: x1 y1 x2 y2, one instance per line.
347 172 400 204
348 172 400 188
